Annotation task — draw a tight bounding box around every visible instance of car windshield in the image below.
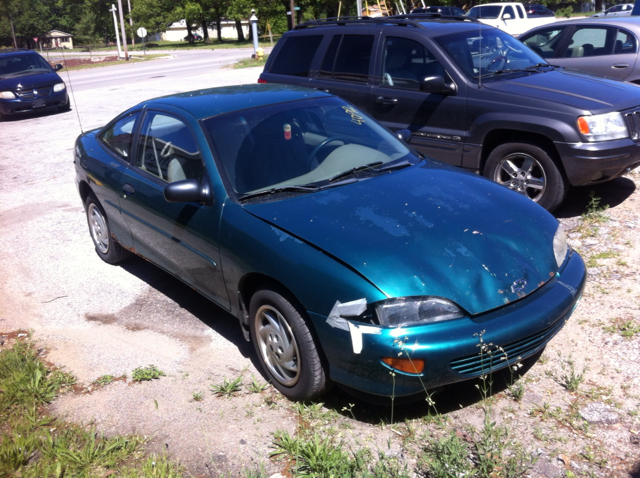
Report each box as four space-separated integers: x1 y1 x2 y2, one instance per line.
467 5 502 18
0 53 52 78
203 97 414 197
433 28 546 82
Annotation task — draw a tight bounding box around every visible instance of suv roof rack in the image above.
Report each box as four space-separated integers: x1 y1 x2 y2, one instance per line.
294 14 478 30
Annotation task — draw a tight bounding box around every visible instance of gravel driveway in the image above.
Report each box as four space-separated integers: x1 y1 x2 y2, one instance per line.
1 58 639 477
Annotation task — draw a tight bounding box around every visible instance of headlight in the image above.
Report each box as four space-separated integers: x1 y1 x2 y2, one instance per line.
553 224 568 268
376 297 464 327
577 112 628 142
53 83 66 93
0 91 16 99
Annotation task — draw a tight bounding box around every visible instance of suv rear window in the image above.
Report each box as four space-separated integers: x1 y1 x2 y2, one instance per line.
269 35 323 77
319 35 375 83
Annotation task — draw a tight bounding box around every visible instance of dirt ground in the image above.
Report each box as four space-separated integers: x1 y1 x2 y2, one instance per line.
1 59 639 477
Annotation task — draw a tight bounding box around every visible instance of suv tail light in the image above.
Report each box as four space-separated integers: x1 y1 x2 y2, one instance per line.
258 78 267 84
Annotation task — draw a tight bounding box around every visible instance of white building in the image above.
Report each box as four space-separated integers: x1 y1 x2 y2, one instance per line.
162 19 250 42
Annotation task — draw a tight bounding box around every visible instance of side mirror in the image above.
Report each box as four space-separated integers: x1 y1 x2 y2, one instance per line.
502 13 512 19
396 129 412 143
419 75 457 95
54 63 63 71
164 179 213 205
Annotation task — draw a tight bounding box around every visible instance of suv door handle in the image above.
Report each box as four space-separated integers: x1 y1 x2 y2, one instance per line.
612 63 629 69
123 184 135 195
376 96 398 106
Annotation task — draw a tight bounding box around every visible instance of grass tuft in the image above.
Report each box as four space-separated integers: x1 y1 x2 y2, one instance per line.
131 364 165 382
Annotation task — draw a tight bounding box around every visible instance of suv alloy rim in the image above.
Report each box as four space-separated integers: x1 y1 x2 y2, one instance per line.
493 152 547 202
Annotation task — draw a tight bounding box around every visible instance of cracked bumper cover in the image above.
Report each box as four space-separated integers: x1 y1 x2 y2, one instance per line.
308 250 586 398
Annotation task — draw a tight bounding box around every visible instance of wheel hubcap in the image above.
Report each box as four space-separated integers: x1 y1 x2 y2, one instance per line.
493 153 546 202
88 204 110 254
255 305 300 386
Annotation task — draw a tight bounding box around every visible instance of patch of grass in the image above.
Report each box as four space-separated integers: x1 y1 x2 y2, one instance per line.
558 355 587 392
234 54 269 69
586 250 619 268
192 391 204 402
603 317 640 338
211 376 243 397
247 374 268 394
63 54 166 71
579 191 609 236
0 335 184 477
131 364 165 382
94 374 114 386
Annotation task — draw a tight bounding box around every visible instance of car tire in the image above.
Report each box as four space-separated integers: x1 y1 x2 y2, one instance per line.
249 287 328 401
484 142 567 212
59 102 71 112
84 194 130 264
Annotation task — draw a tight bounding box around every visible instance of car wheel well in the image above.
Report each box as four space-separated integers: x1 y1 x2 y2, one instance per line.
480 130 566 179
78 180 94 205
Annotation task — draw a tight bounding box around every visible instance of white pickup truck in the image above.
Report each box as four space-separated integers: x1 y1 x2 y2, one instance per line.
466 3 557 37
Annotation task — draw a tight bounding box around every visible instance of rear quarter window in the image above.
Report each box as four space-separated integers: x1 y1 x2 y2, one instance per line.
269 35 323 77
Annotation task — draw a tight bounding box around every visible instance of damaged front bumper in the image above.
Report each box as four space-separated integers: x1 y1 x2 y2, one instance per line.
308 250 586 398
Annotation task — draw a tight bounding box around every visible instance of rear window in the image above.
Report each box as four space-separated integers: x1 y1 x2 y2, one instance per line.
269 35 323 77
318 35 375 83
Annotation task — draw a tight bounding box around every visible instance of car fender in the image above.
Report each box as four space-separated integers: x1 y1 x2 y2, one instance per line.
219 199 387 321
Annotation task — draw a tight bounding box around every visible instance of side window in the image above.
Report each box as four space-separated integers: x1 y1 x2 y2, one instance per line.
269 35 323 77
615 29 637 54
318 34 374 83
565 27 610 57
521 28 564 58
135 112 203 183
503 5 516 18
382 37 444 89
516 5 525 18
98 112 139 160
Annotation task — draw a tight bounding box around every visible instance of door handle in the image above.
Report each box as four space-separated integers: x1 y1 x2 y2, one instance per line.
376 96 398 105
612 63 629 69
123 184 135 195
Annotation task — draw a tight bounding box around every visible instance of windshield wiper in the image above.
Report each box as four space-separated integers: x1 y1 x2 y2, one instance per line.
239 184 319 201
327 161 384 183
375 159 413 171
478 63 552 78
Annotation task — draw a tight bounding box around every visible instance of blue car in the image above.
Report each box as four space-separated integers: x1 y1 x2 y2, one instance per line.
74 84 586 401
0 49 69 120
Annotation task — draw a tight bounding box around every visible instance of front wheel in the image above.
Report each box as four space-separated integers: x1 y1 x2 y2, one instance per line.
84 194 130 264
483 142 567 212
249 288 328 401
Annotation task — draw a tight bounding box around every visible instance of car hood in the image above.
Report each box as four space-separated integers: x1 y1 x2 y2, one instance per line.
244 162 560 316
483 69 640 112
0 71 62 90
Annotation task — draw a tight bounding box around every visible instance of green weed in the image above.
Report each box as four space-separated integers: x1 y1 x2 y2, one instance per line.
558 355 588 392
247 374 268 393
94 374 114 386
211 376 243 397
131 364 165 382
603 317 640 338
192 391 204 402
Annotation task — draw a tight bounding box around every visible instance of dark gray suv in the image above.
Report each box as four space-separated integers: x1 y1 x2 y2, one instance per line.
259 16 640 211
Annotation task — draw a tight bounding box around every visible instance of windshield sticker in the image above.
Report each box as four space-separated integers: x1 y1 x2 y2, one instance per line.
283 123 291 140
342 106 365 125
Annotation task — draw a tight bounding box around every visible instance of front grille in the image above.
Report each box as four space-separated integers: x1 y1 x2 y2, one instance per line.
16 87 52 100
449 313 568 377
624 110 640 140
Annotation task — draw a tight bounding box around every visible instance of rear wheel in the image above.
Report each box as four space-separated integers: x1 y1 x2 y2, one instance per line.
249 288 328 401
84 194 130 264
484 142 567 212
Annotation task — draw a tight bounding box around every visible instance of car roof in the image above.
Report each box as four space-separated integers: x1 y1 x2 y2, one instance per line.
541 15 640 30
0 49 37 58
142 84 332 120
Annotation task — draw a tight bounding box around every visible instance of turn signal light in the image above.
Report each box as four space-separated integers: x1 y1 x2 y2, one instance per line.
381 357 425 374
577 117 590 135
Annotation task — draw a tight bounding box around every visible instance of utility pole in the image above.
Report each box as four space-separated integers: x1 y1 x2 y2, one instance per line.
109 4 122 59
290 0 296 28
117 0 129 60
127 0 135 46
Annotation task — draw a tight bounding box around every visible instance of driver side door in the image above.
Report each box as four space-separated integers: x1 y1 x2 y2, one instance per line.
118 109 230 309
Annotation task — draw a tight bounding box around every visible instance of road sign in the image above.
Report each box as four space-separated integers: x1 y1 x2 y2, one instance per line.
137 27 147 38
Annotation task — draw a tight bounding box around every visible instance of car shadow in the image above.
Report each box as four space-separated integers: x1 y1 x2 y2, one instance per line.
2 106 72 122
118 255 256 362
554 176 636 219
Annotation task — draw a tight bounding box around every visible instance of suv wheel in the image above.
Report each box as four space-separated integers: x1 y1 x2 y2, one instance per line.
484 142 567 212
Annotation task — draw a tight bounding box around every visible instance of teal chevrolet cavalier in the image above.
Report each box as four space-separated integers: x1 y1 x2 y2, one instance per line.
75 84 586 401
